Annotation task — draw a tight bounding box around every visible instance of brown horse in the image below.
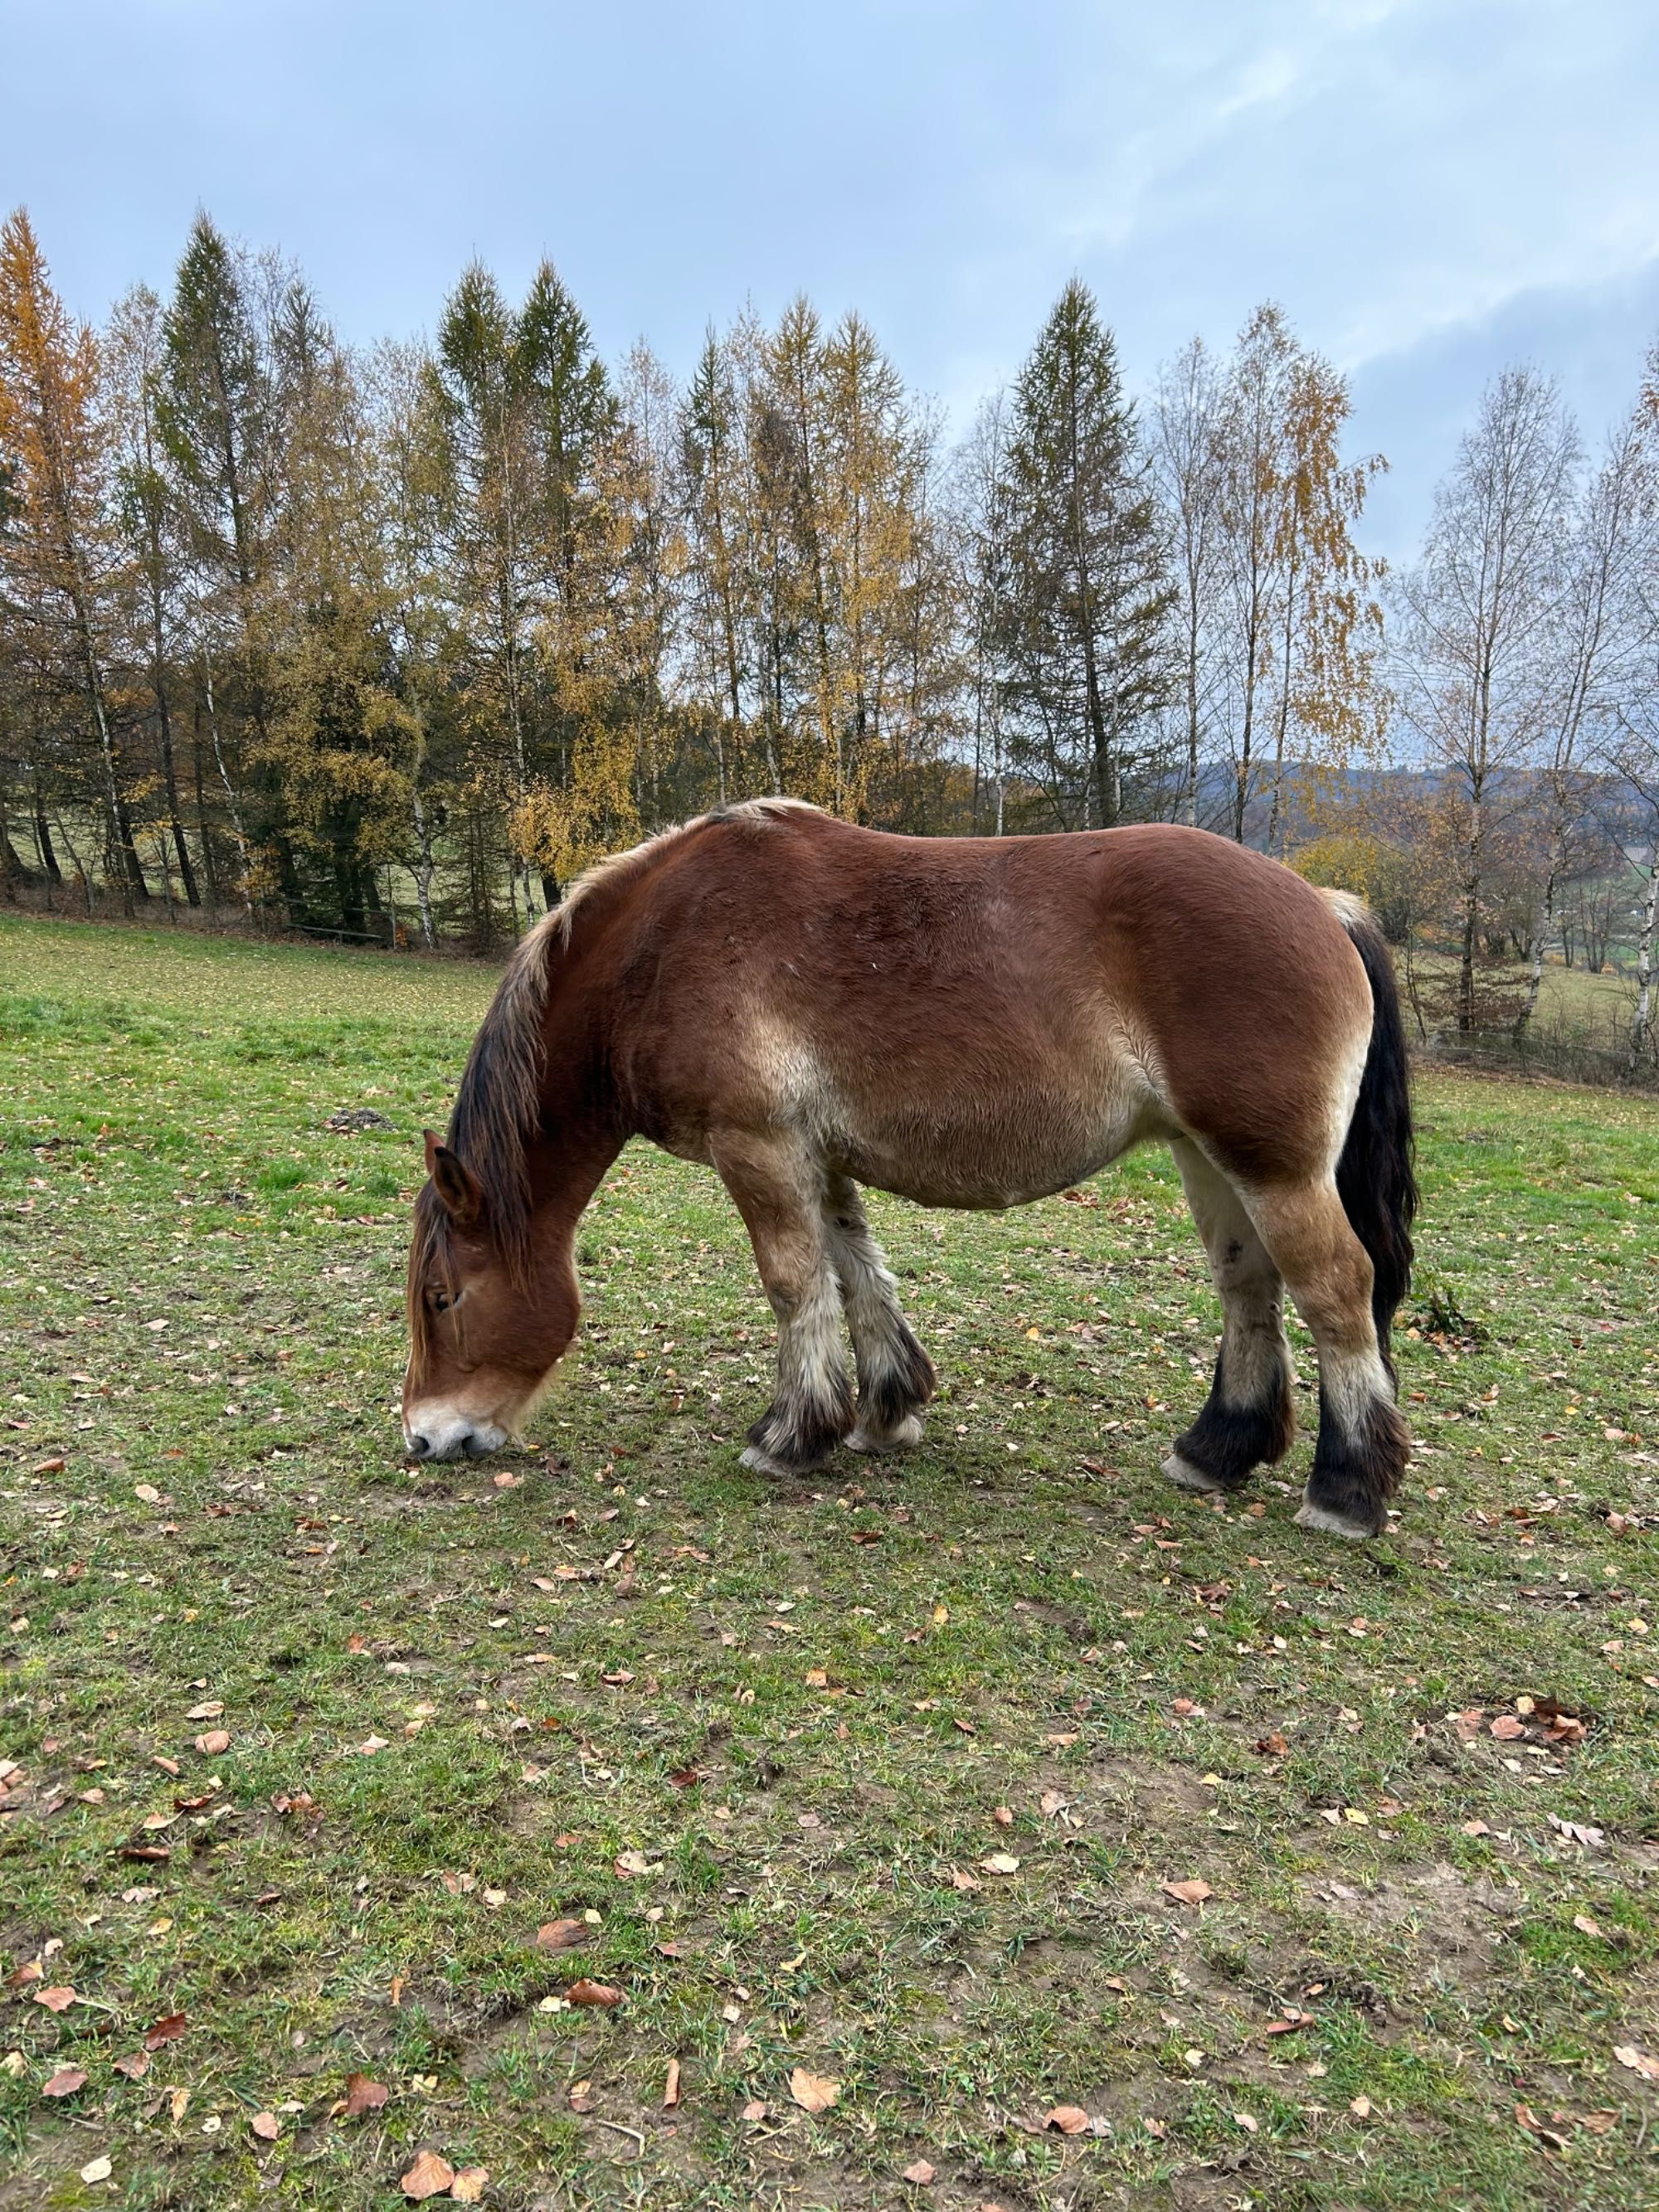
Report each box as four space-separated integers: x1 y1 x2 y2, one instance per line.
402 799 1417 1539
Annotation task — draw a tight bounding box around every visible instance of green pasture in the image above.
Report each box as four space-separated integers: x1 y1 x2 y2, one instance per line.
1 912 1657 2211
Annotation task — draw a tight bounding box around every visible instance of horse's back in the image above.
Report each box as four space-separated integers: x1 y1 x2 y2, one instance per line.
594 809 1371 1198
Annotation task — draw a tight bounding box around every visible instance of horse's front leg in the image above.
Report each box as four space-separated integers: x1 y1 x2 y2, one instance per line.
821 1173 934 1452
713 1130 854 1476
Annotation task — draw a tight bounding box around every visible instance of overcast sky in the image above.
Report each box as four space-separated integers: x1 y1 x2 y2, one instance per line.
7 0 1657 559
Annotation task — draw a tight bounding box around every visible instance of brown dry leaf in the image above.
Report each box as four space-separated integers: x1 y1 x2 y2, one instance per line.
980 1852 1020 1876
1613 2044 1659 2082
1255 1732 1290 1757
169 2087 190 2122
1579 2110 1620 2135
991 1805 1014 1827
194 1729 231 1756
41 2066 87 2098
534 1918 586 1952
343 2071 389 2117
903 2156 937 2184
112 2051 149 2081
949 1868 980 1892
567 2080 595 2112
566 1979 623 2009
450 2171 489 2205
184 1701 223 1721
1161 1879 1214 1908
33 1986 76 2013
664 2058 682 2108
143 2012 187 2052
741 2098 766 2122
251 2112 280 2141
1573 1913 1603 1938
1038 1789 1068 1818
400 2150 456 2200
1490 1715 1527 1741
1350 2093 1374 2117
7 1962 41 1991
789 2066 840 2114
614 1849 652 1877
1044 2104 1090 2134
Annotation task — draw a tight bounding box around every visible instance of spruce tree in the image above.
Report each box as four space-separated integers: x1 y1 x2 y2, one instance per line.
997 280 1172 828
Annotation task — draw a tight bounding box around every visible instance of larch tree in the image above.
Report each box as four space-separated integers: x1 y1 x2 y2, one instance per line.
0 207 148 912
107 282 197 902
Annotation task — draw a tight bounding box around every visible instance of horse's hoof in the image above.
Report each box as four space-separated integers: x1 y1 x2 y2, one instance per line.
740 1442 801 1479
846 1413 924 1454
1161 1449 1228 1495
1294 1495 1380 1541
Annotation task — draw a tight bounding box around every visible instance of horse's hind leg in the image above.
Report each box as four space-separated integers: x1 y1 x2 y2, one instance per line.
1165 1138 1295 1495
713 1130 854 1476
821 1174 935 1452
1249 1181 1409 1540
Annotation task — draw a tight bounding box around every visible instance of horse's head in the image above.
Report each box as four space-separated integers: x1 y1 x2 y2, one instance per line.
401 1130 579 1461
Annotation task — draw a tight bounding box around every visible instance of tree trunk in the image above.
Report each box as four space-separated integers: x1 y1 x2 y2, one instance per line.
1629 848 1657 1076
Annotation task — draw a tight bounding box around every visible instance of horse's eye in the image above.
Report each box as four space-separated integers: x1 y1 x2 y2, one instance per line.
429 1288 452 1314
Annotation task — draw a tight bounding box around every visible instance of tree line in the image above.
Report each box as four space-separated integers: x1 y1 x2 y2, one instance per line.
0 207 1654 1074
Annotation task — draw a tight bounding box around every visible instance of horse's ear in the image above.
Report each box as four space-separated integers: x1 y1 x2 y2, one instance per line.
423 1130 483 1227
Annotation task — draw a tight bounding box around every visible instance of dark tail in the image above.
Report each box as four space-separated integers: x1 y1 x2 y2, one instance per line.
1333 907 1418 1368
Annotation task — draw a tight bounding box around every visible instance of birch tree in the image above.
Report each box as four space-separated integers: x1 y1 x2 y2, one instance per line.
1392 369 1579 1032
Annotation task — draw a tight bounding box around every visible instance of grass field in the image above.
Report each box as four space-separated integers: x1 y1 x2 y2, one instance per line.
2 912 1657 2212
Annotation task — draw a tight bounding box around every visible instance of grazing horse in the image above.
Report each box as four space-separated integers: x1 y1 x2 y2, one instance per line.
402 800 1417 1539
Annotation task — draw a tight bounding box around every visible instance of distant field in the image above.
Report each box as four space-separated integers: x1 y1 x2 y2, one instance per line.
2 912 1657 2211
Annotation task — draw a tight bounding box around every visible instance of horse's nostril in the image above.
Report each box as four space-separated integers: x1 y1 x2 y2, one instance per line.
407 1433 432 1461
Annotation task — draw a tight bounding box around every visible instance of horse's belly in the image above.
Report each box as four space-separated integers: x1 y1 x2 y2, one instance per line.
836 1087 1161 1210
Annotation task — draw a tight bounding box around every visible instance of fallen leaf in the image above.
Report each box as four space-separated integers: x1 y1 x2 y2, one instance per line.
1161 1879 1214 1908
1254 1732 1289 1757
1350 2093 1374 2117
450 2171 489 2204
194 1729 231 1756
1613 2044 1659 2082
1044 2105 1090 2134
1490 1714 1526 1741
566 1979 623 2008
1574 1913 1604 1938
33 1986 76 2013
534 1918 586 1952
1234 2110 1259 2133
1550 1816 1605 1848
664 2058 682 2108
80 2156 113 2184
400 2150 456 2200
112 2051 149 2081
343 2071 389 2116
184 1701 223 1721
903 2156 937 2183
251 2112 280 2141
42 2066 87 2098
741 2098 766 2121
567 2080 595 2111
169 2087 190 2122
143 2012 187 2052
615 1849 652 1877
980 1852 1020 1876
789 2066 840 2113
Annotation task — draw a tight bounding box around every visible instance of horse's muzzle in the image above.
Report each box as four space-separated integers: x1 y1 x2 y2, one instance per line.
402 1412 507 1462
